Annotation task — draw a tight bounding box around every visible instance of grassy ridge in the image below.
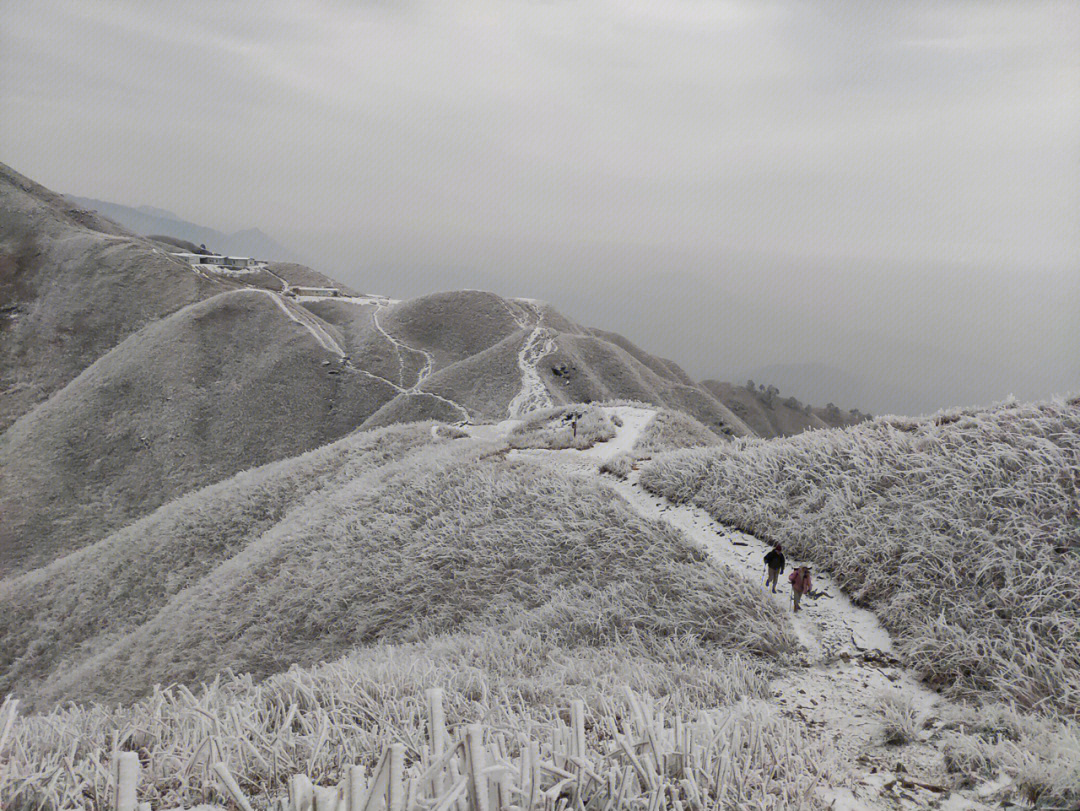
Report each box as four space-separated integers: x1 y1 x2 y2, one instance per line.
641 398 1080 718
0 162 223 430
0 423 433 699
0 290 396 576
632 409 722 458
10 430 794 708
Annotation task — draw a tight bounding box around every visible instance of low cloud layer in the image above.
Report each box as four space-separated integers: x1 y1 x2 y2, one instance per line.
3 0 1077 414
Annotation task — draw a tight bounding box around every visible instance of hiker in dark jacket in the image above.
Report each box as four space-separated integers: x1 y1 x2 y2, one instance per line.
763 543 785 593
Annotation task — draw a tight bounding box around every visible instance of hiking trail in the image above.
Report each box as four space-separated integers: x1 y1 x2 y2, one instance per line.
255 289 470 421
371 301 435 391
469 405 1010 810
506 299 557 419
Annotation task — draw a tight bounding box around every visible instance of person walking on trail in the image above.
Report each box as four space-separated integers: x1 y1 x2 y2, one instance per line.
789 566 812 612
763 543 785 593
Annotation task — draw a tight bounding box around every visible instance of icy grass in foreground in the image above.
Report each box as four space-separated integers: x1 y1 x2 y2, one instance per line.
641 397 1080 719
2 640 792 810
8 676 1076 810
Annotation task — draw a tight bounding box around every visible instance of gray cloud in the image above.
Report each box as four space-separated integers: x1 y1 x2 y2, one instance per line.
3 0 1077 414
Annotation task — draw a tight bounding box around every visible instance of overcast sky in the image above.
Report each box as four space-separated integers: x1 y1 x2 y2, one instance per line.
3 0 1078 414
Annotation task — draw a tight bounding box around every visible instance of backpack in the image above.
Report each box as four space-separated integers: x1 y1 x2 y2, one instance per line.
788 567 811 593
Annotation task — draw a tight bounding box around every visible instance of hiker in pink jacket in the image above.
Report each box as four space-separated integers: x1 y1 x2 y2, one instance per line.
789 566 812 612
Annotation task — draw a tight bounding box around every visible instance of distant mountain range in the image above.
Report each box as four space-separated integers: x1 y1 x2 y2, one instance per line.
64 195 299 261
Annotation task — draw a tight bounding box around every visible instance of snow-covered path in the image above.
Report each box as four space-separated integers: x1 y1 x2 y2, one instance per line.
507 329 556 417
371 302 435 391
247 289 347 356
506 301 557 419
253 289 471 421
468 406 1002 810
609 473 894 664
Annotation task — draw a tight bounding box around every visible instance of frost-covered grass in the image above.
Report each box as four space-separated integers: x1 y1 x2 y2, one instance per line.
597 410 722 479
4 424 793 709
599 452 635 479
631 409 722 458
508 404 617 450
1 652 832 811
866 696 1080 805
938 704 1080 806
0 423 436 701
641 398 1080 718
875 693 929 745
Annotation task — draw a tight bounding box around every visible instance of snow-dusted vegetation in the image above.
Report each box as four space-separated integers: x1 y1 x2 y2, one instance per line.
3 670 840 810
631 408 723 458
641 398 1080 719
507 404 618 450
4 403 1079 809
12 437 790 709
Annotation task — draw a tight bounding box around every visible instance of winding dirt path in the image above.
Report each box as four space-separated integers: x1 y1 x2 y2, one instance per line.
246 289 347 356
364 302 470 420
476 406 1004 810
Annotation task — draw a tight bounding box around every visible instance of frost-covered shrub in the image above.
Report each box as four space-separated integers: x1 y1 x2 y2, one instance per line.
508 404 616 450
600 452 634 479
632 409 722 457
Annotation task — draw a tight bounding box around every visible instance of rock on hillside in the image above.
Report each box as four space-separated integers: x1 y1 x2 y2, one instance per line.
702 379 867 438
0 163 225 429
0 289 395 576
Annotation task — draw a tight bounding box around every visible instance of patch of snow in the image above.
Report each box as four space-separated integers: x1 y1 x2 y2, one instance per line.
575 406 654 462
499 298 534 330
295 294 392 306
204 263 266 278
465 419 522 443
975 773 1012 798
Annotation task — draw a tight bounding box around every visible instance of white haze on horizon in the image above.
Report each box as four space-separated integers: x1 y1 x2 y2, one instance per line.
2 0 1077 416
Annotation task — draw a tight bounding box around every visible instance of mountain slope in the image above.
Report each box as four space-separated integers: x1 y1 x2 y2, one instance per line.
0 289 394 576
307 290 753 433
4 164 861 582
0 423 436 700
0 163 225 429
701 379 866 438
1 422 791 708
2 272 758 575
